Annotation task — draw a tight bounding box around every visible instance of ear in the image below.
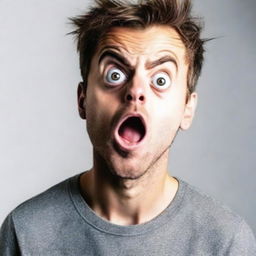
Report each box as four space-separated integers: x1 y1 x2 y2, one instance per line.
77 82 87 120
180 92 198 130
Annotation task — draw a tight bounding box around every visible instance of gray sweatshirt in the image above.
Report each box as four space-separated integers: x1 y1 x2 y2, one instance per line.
1 173 256 255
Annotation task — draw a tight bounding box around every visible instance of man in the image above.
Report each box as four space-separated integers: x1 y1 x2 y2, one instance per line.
1 0 256 255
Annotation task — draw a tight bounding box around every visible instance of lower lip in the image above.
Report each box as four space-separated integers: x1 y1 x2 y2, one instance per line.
114 131 146 151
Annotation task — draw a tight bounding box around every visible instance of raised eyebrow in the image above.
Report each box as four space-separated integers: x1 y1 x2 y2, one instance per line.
145 55 178 71
98 49 132 69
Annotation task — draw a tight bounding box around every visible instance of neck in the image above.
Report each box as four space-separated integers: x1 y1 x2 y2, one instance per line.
80 150 178 226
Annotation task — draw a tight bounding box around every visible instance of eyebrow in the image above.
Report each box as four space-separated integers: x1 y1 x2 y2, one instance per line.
98 49 132 69
98 48 178 72
145 55 178 71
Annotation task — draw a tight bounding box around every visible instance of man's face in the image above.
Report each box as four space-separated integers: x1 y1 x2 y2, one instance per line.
79 25 197 179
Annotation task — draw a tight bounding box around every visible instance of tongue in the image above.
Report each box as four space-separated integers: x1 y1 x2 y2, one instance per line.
119 126 141 143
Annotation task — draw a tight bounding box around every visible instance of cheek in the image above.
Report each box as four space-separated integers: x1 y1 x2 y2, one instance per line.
85 87 119 141
151 94 185 134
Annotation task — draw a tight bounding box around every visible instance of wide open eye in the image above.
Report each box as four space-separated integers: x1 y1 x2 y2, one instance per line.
104 67 127 86
151 72 171 90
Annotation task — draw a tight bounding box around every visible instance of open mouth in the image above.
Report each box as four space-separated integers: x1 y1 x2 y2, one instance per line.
116 115 146 148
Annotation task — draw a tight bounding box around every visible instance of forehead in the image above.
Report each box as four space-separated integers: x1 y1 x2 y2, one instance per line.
96 25 187 65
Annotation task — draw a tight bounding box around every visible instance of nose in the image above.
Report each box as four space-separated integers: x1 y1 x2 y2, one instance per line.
124 76 146 104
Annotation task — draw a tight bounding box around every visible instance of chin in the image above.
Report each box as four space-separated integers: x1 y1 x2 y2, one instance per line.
108 155 148 180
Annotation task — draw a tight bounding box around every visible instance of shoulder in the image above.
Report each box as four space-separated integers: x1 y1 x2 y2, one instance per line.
9 174 79 229
179 179 243 228
177 179 256 253
0 174 81 253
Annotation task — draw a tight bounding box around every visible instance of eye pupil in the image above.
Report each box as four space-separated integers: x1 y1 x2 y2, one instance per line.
157 77 166 86
111 72 120 81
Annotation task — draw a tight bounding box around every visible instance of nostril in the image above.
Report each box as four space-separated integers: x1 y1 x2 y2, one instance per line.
126 94 145 102
126 94 132 101
139 95 144 101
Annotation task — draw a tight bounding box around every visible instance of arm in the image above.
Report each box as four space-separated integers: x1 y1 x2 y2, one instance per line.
225 219 256 255
0 214 21 256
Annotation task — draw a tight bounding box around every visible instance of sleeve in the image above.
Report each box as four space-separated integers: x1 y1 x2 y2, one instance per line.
0 213 21 256
225 219 256 255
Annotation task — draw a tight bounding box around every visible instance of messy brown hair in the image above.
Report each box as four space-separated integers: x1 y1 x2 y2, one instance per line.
69 0 207 96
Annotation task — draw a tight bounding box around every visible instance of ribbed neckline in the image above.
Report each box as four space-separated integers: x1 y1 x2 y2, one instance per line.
68 172 187 236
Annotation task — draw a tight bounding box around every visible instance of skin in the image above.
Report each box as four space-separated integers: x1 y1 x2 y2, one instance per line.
77 25 197 225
